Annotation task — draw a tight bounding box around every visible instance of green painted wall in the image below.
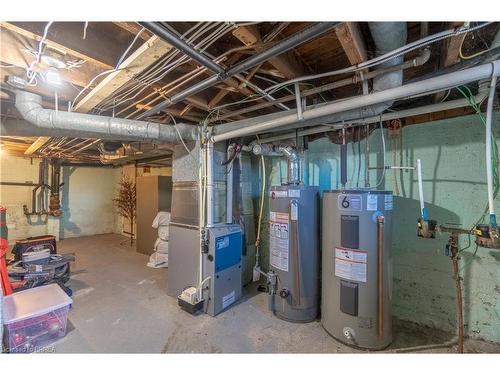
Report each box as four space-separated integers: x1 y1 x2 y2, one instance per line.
252 112 500 343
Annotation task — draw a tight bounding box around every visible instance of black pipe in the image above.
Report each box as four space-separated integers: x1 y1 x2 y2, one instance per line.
0 182 48 187
140 22 225 75
340 144 347 188
137 22 340 119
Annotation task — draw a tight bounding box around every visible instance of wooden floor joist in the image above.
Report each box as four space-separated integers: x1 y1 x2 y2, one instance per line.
74 35 173 113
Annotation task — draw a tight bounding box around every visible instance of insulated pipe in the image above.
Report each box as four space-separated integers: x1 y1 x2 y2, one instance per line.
14 90 199 144
139 22 225 75
137 22 339 118
211 60 500 142
485 74 498 228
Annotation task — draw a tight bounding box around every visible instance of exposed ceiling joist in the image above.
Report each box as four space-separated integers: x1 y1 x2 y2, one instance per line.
24 136 50 155
0 28 107 89
113 22 153 41
0 22 114 70
335 22 367 65
232 25 307 79
74 35 173 113
442 22 465 67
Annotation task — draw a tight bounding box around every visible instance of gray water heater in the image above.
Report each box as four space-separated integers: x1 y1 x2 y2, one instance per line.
268 185 319 322
322 190 393 349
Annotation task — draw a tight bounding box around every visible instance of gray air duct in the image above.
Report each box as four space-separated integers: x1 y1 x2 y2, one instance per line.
212 22 407 140
13 90 199 144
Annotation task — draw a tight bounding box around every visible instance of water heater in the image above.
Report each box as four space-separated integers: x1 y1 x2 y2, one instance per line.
268 185 319 322
322 190 393 349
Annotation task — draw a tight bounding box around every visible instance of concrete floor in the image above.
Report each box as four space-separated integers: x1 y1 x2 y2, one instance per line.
51 233 500 353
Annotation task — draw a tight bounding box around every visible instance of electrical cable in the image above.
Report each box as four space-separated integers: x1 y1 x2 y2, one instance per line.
262 22 492 93
254 135 266 272
25 21 53 85
458 25 492 60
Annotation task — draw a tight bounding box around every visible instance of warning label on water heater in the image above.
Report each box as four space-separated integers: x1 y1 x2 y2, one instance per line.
269 211 290 272
334 247 367 283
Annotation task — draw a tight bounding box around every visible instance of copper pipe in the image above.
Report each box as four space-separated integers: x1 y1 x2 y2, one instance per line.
377 215 385 339
450 233 464 353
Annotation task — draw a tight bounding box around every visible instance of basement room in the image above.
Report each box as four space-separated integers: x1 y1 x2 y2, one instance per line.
1 1 499 371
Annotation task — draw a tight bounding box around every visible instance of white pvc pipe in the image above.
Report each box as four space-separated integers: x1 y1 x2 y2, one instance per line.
417 159 426 220
486 75 497 221
257 90 488 144
211 60 500 143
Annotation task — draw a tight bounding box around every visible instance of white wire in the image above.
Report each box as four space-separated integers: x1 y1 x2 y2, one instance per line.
263 22 493 93
26 21 53 85
115 27 146 68
97 22 236 113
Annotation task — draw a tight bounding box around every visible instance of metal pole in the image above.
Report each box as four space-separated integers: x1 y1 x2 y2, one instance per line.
137 22 339 119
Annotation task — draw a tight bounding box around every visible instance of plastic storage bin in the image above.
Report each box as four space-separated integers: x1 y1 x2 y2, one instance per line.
2 284 72 353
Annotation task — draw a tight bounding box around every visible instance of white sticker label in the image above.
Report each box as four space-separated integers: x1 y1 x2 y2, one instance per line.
270 190 287 198
269 211 290 271
334 247 367 283
384 194 393 211
35 265 43 272
290 201 298 221
222 290 236 309
338 194 362 211
288 189 300 198
366 194 378 211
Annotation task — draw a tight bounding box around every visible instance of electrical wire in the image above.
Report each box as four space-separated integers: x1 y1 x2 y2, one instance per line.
25 21 54 85
262 22 492 94
254 135 266 269
458 25 492 60
115 27 146 68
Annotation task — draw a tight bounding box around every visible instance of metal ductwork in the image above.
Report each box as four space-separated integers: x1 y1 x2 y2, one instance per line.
252 143 301 185
13 90 200 145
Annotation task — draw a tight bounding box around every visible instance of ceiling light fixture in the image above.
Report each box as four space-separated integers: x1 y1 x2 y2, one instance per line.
46 67 61 86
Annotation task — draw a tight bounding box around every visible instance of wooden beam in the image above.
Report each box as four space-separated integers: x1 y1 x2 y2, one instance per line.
232 25 307 79
0 22 114 70
74 36 173 113
335 22 367 65
113 22 153 41
442 22 465 67
24 136 50 155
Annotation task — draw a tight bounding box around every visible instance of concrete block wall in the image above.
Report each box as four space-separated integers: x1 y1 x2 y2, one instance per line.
252 112 500 343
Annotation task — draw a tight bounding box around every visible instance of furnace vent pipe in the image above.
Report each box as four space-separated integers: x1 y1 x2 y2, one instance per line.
14 90 199 144
252 143 300 185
